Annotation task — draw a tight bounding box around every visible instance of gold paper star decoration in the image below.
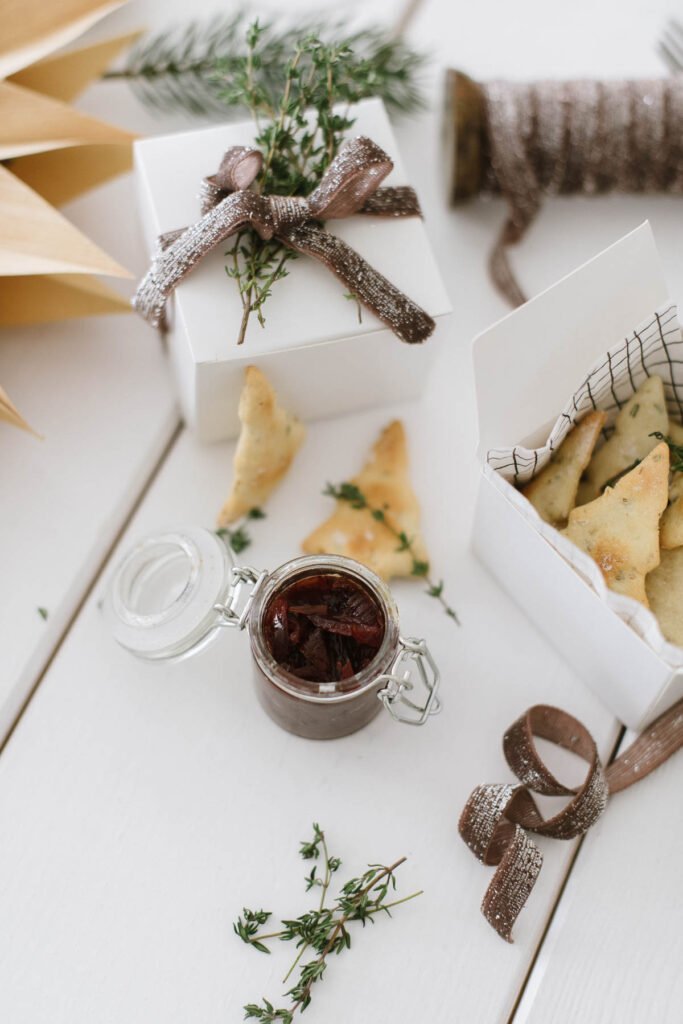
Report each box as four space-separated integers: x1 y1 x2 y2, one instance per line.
0 0 139 433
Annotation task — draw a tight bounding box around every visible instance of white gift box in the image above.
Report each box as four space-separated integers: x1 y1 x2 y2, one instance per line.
472 222 683 730
134 98 451 441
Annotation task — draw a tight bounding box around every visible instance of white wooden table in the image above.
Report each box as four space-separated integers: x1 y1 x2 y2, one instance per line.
1 1 682 1020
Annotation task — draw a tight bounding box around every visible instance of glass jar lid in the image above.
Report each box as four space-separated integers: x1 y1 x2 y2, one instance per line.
105 526 234 660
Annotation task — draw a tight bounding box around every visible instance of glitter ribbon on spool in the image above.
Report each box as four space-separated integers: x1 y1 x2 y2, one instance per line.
443 70 683 306
459 699 683 941
134 136 435 345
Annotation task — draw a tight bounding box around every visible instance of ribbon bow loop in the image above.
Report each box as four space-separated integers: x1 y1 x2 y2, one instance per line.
307 136 393 219
134 134 435 345
200 146 265 215
459 699 683 943
459 705 609 942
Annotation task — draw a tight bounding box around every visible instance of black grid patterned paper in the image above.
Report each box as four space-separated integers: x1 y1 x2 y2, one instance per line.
488 303 683 483
485 302 683 666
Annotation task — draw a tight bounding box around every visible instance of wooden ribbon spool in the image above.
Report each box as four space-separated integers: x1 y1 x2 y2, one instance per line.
443 69 489 205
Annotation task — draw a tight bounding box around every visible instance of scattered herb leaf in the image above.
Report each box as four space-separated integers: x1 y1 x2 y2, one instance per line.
37 607 48 620
216 507 266 556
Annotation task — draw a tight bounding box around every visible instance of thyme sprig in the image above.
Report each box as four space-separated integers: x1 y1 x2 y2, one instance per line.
216 506 265 555
224 21 374 344
112 16 422 344
104 11 425 120
651 431 683 473
324 482 460 624
235 823 421 1021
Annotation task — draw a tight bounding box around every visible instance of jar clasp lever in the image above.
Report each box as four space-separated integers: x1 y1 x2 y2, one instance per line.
376 636 441 726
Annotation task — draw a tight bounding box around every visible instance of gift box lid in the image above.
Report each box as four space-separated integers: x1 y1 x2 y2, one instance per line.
134 98 452 361
472 222 669 458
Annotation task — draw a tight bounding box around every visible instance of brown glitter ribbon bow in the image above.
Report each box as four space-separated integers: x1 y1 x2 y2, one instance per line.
134 136 435 344
459 700 683 942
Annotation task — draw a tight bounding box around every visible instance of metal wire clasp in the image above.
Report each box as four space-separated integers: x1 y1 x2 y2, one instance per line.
376 636 442 726
213 566 268 630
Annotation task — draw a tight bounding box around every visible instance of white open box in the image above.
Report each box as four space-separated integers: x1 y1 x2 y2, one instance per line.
134 98 452 442
471 223 683 730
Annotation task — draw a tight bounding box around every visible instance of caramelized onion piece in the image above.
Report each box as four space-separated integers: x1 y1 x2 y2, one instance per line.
263 572 385 684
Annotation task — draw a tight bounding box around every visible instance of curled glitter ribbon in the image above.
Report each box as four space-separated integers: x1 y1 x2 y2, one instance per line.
134 136 435 345
459 699 683 941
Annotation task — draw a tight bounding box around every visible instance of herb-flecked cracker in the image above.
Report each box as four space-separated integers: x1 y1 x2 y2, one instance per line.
578 375 668 503
302 420 428 580
646 547 683 646
666 420 683 446
653 419 683 549
660 472 683 549
217 366 305 526
522 410 606 527
563 442 670 606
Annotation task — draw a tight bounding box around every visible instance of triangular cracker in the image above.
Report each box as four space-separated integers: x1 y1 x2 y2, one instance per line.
563 442 670 606
522 410 606 527
646 547 683 647
660 473 683 550
655 419 683 550
217 366 305 526
302 420 428 580
578 376 668 503
667 420 683 446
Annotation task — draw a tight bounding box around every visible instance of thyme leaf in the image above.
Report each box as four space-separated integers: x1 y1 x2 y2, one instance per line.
216 507 266 555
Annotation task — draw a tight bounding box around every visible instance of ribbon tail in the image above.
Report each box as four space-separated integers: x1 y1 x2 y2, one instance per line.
481 825 543 942
606 696 683 794
133 192 268 329
460 700 683 944
281 224 435 345
359 186 423 218
459 782 544 942
489 218 528 308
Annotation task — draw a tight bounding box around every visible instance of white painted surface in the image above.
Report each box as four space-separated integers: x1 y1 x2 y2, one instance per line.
2 0 683 1021
515 730 683 1024
0 168 178 742
0 414 618 1023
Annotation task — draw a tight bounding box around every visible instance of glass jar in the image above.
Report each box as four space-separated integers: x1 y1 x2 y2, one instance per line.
105 526 441 740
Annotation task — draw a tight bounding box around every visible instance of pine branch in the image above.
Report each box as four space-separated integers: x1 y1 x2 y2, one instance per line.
104 11 426 119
